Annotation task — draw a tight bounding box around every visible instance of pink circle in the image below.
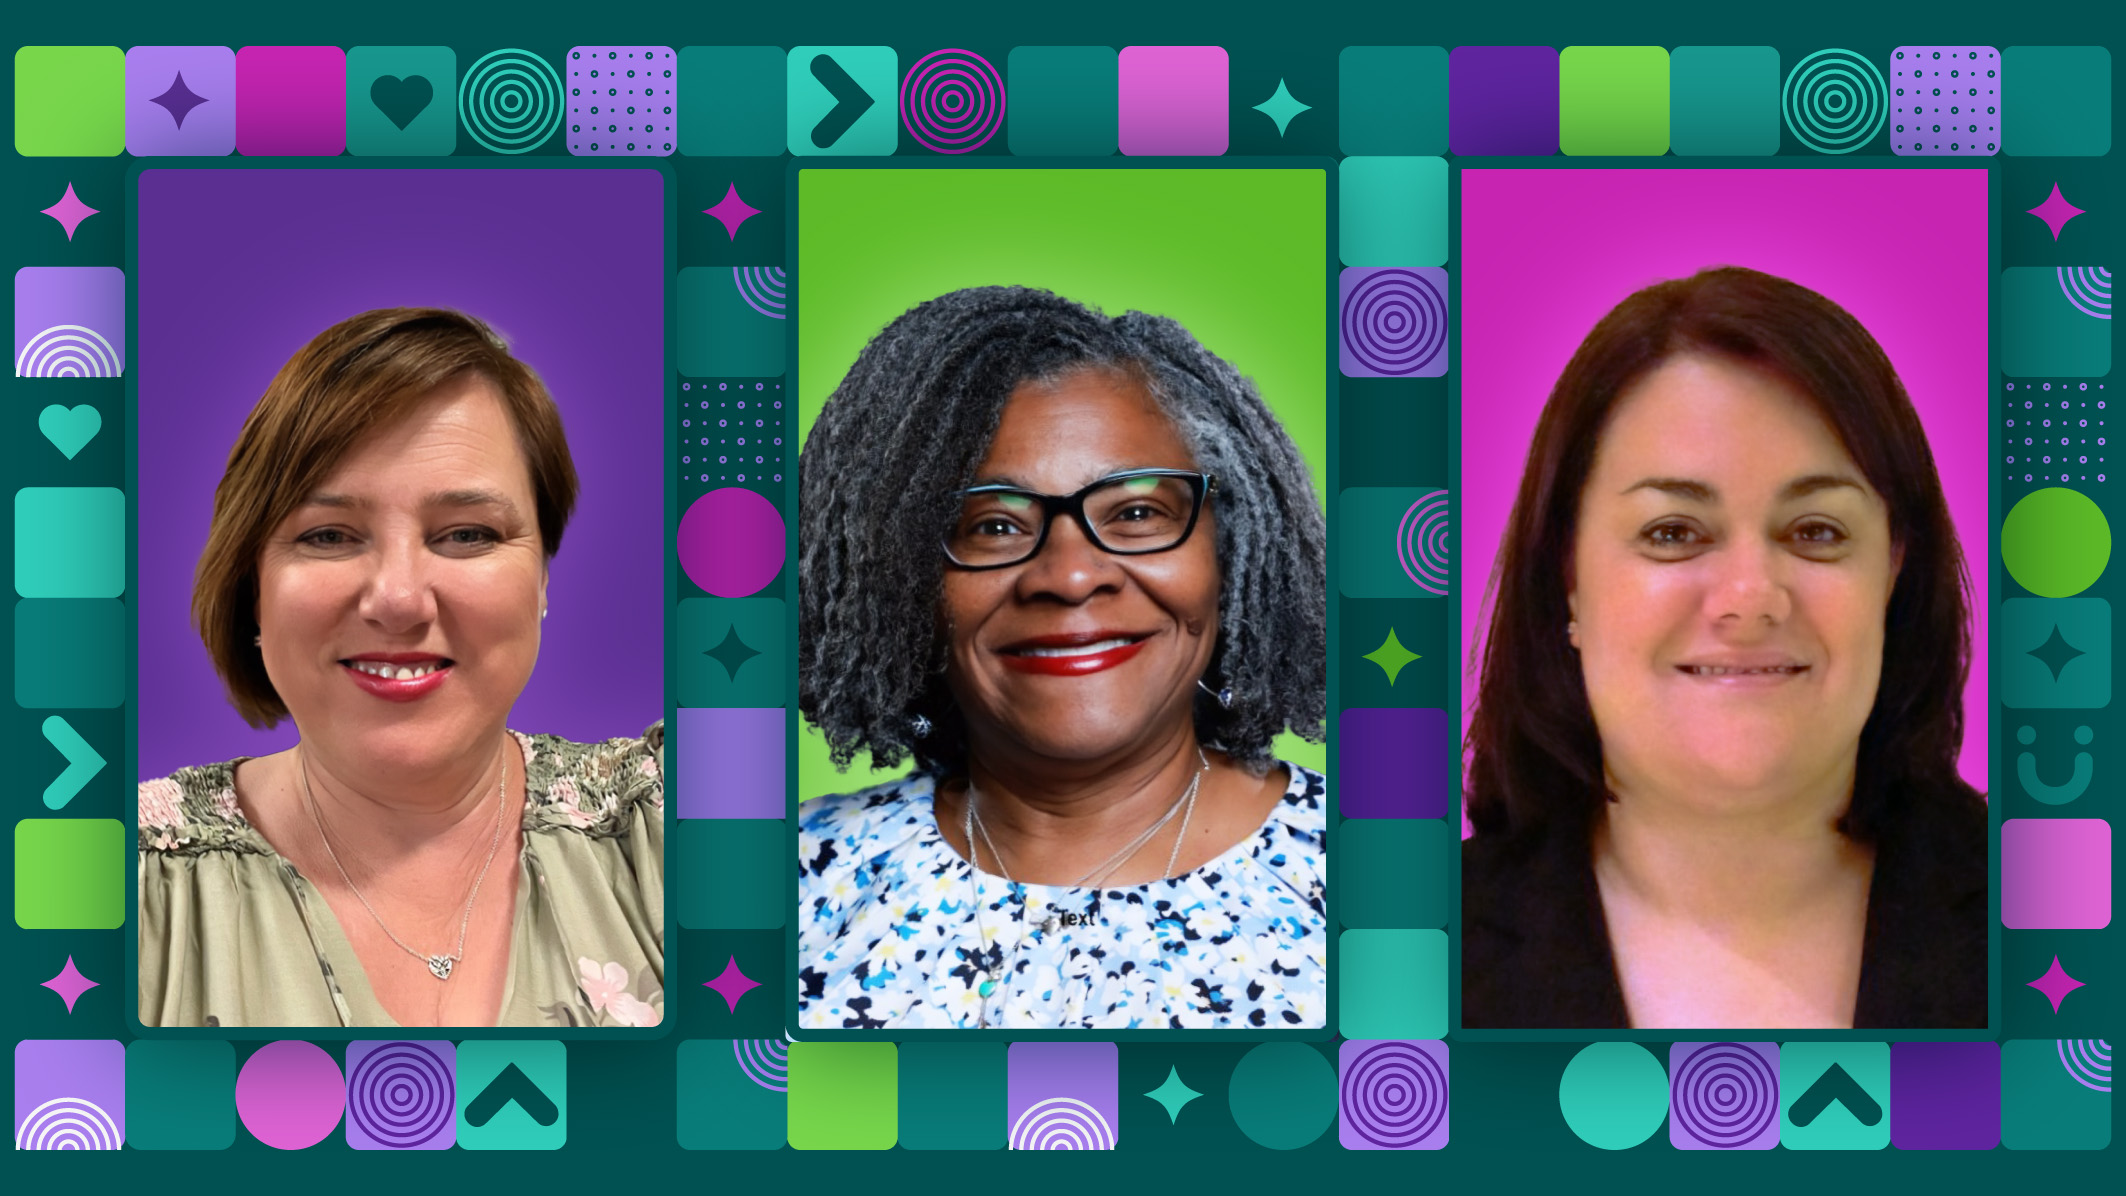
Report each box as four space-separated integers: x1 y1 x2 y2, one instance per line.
678 487 786 597
237 1040 346 1149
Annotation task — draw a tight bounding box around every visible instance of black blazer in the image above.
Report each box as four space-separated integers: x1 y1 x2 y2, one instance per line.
1461 794 1989 1029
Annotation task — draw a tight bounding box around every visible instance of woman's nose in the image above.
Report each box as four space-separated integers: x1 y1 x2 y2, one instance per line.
1707 538 1793 628
359 537 439 631
1014 513 1123 602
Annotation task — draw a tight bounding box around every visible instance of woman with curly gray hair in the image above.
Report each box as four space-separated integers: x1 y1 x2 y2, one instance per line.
797 287 1327 1030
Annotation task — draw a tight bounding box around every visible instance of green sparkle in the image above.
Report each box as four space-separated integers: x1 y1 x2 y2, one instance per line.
1251 79 1312 137
1143 1065 1203 1125
1362 628 1421 685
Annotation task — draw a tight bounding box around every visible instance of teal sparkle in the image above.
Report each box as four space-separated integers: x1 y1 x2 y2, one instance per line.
1144 1065 1204 1124
1251 79 1311 137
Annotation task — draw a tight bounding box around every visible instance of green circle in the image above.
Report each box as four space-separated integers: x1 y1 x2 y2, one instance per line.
1558 1042 1669 1150
2003 487 2112 597
1228 1042 1336 1150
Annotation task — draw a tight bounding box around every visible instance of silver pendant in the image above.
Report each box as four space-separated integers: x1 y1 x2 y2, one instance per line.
1041 915 1060 935
428 955 455 981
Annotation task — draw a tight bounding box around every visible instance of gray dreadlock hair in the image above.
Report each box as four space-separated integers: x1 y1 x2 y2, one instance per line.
798 286 1327 779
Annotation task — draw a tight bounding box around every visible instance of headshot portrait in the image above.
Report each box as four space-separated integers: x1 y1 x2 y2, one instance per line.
134 168 666 1029
1459 169 1990 1031
792 169 1328 1030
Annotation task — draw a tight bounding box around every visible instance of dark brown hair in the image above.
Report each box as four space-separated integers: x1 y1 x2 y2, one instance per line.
1465 267 1975 847
194 308 579 728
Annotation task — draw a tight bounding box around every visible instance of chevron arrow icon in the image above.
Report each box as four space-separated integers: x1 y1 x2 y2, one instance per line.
42 716 106 810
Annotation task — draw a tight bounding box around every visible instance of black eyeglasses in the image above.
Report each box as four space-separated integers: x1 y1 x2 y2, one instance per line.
943 469 1217 570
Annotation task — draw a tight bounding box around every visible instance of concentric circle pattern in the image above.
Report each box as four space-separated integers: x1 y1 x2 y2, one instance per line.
734 266 788 320
2059 266 2113 320
734 1038 790 1092
1783 49 1888 154
1009 1096 1115 1149
899 49 1005 153
463 49 564 154
1340 1042 1447 1148
1397 490 1451 595
1341 269 1447 376
14 1097 121 1150
2057 1039 2112 1093
1672 1043 1778 1147
347 1042 453 1148
15 324 121 378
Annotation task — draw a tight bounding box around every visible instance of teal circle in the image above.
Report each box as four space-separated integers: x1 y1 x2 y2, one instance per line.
1558 1042 1669 1150
2003 487 2111 597
1228 1042 1336 1150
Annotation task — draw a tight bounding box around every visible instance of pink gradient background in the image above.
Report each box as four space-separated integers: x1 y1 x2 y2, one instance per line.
1118 46 1228 156
234 46 346 156
2001 818 2111 929
1460 169 1991 828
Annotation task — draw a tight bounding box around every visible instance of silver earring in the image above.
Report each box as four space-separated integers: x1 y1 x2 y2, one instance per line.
1196 678 1234 709
541 607 549 620
908 714 933 739
253 633 263 647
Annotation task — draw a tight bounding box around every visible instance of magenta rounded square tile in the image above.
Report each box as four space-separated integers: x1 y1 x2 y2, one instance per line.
15 265 126 378
1339 1040 1448 1149
1340 267 1449 377
126 46 235 156
344 1041 455 1150
1891 47 1999 156
2002 818 2112 929
568 46 677 156
677 706 785 819
15 1039 125 1149
235 46 347 156
1118 45 1227 156
1449 46 1558 156
1007 1042 1118 1149
1668 1042 1780 1149
1338 707 1450 819
1890 1042 1999 1149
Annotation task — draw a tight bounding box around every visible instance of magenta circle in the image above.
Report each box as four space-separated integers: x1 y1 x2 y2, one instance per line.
678 487 787 597
236 1040 346 1149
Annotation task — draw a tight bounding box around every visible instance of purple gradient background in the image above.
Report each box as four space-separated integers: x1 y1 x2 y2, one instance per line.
137 168 663 780
1461 170 1991 835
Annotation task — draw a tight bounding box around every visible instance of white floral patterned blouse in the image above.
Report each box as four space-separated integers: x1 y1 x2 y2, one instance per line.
138 725 665 1029
798 764 1327 1030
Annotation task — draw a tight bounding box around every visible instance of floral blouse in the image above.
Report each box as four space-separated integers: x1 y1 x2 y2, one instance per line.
798 764 1327 1030
138 725 665 1029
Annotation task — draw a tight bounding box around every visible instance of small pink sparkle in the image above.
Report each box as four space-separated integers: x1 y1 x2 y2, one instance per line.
704 954 762 1013
40 955 100 1013
2026 954 2087 1014
40 182 99 241
704 183 762 242
2027 184 2087 243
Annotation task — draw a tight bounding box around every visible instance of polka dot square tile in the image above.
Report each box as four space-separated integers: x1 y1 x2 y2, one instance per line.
1339 46 1447 157
343 1041 455 1150
15 265 125 379
1339 268 1449 378
788 1041 897 1149
1339 486 1453 597
1338 1040 1448 1149
567 46 676 156
1008 1042 1118 1150
2001 818 2111 929
2001 598 2108 708
678 46 785 156
125 46 235 156
125 1040 234 1150
1338 707 1451 820
2001 266 2112 379
676 707 784 819
1669 46 1781 156
2004 46 2112 156
1778 1042 1888 1150
2001 1038 2112 1149
233 46 347 156
1889 1042 1999 1150
676 1039 787 1150
14 1039 124 1150
679 265 788 379
1008 45 1119 156
787 47 899 156
1890 47 1998 156
1337 929 1446 1040
455 1041 566 1150
1668 1042 1781 1149
1558 46 1669 156
1339 157 1446 268
346 46 456 156
1447 46 1558 156
14 46 125 156
1117 45 1228 156
14 818 124 929
898 1042 1004 1150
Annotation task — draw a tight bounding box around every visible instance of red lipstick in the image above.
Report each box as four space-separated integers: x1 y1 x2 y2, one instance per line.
998 631 1150 677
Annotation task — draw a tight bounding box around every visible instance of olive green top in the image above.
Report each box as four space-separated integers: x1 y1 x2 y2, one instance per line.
138 724 665 1029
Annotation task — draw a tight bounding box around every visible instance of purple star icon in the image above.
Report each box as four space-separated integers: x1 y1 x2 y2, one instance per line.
704 183 763 242
40 955 100 1013
2027 184 2087 243
704 954 762 1013
151 71 209 130
2026 954 2087 1013
40 183 99 241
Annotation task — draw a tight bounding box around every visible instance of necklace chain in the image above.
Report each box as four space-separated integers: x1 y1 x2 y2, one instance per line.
962 746 1210 1027
298 742 510 982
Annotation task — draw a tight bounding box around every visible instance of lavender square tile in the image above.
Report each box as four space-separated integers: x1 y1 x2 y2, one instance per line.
1007 1041 1118 1149
126 46 236 156
15 1039 125 1149
678 706 785 819
568 46 677 156
1669 1042 1780 1149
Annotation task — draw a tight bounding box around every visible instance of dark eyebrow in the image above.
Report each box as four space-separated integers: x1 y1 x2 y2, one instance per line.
298 489 521 513
1619 474 1869 503
1620 477 1714 501
1779 473 1868 501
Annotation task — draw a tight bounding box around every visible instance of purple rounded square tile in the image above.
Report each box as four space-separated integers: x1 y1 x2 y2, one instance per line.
1890 1041 1999 1149
127 46 236 156
1007 1042 1118 1149
1891 46 1999 155
1449 46 1558 156
344 1041 455 1150
1338 707 1450 819
1668 1042 1780 1149
568 46 677 156
1340 267 1449 378
15 1039 125 1150
1338 1040 1448 1149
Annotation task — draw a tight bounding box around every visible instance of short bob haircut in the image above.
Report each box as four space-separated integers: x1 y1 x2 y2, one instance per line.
799 286 1327 777
1466 266 1976 848
194 307 580 729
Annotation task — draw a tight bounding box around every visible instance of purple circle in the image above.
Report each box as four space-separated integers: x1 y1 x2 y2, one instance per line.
236 1041 345 1149
678 487 786 597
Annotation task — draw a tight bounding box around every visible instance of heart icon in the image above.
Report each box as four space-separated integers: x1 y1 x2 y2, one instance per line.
38 404 102 459
370 74 434 131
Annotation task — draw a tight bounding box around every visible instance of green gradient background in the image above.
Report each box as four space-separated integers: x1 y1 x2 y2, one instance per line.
795 167 1328 799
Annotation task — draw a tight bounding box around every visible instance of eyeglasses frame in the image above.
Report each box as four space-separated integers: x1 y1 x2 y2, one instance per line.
942 468 1218 571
